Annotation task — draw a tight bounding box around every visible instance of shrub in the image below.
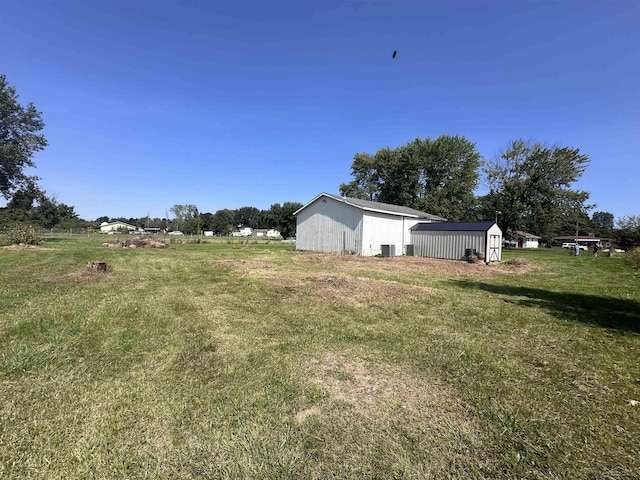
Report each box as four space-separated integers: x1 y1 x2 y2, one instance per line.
7 225 43 245
627 247 640 270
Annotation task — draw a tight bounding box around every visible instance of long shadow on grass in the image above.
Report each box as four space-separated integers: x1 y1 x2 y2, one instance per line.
450 280 640 333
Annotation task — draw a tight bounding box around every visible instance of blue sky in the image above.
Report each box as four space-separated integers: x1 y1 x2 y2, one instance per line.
1 1 638 222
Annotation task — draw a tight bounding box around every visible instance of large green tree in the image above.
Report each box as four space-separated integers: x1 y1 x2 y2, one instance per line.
170 204 198 232
339 135 481 221
592 211 614 236
0 75 48 199
261 201 302 238
615 215 640 250
482 140 591 242
233 206 261 229
210 209 234 235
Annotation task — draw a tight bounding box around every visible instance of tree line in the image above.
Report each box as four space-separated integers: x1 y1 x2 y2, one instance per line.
340 135 639 248
95 202 302 238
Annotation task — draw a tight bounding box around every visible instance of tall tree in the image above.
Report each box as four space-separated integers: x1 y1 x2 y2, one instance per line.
262 201 302 238
0 75 48 199
233 206 261 229
170 204 198 232
339 135 481 220
7 186 39 210
211 209 234 235
615 215 640 249
280 201 303 238
32 195 60 229
483 140 591 242
592 211 614 235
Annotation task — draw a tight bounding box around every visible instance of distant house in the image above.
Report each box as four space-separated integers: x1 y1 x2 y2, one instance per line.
231 227 252 237
252 228 282 238
100 221 137 233
294 193 445 256
553 235 606 249
513 231 542 248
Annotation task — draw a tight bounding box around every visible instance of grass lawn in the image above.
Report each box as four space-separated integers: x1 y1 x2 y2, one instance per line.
1 237 639 479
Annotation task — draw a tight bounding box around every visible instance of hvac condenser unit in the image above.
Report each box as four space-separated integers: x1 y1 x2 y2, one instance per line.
381 244 395 258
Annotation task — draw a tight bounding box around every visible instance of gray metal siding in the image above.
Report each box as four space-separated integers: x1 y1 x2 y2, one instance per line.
296 197 363 253
410 230 487 260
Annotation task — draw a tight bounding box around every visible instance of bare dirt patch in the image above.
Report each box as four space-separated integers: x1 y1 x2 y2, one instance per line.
293 253 531 277
3 244 55 251
305 352 484 438
301 274 430 307
493 258 542 274
45 270 113 282
102 238 169 249
295 406 321 423
227 253 541 307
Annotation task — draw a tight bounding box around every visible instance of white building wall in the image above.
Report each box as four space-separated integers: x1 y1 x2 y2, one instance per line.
100 222 136 233
486 224 503 261
296 197 363 253
360 212 404 256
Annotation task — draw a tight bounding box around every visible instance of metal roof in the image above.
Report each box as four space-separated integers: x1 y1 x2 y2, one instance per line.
411 221 496 232
295 192 446 221
515 230 542 239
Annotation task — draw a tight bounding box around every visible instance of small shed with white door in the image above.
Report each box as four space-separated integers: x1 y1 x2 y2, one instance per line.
410 221 502 262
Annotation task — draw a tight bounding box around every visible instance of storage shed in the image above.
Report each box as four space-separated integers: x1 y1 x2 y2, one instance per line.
410 221 502 262
294 193 445 256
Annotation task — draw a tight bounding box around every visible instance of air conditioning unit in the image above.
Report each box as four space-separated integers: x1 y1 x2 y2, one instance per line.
405 244 415 256
381 244 395 258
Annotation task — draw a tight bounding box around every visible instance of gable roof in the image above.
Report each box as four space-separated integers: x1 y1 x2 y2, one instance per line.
294 193 446 221
514 230 542 239
411 221 496 232
100 221 137 229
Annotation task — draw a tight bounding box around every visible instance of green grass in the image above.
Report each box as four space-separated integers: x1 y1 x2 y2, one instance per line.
1 239 639 479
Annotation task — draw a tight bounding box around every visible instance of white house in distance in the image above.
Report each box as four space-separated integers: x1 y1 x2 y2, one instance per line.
294 193 445 256
231 227 253 237
513 230 542 248
99 221 138 233
253 228 282 238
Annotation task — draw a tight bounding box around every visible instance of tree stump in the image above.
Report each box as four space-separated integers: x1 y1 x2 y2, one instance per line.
87 261 107 273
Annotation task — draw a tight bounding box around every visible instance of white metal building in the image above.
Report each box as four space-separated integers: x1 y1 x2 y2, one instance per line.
410 221 502 262
99 221 138 233
294 193 445 256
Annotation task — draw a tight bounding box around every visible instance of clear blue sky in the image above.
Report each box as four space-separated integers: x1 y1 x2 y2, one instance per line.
2 1 638 222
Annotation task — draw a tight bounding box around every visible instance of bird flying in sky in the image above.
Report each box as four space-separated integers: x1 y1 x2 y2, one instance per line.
392 50 397 59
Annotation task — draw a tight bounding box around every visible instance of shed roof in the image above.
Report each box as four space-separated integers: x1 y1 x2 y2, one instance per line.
411 221 496 232
294 193 446 221
515 230 542 239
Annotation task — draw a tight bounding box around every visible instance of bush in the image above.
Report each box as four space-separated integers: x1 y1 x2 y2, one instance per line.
7 225 43 245
627 247 640 270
